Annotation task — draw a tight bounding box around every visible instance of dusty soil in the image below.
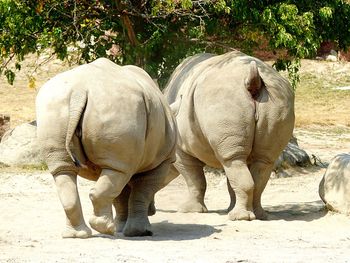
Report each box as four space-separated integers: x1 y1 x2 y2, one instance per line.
1 58 350 262
1 129 350 263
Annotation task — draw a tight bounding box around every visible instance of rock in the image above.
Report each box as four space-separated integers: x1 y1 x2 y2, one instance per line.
317 42 339 60
316 41 339 61
317 41 336 57
273 136 311 177
0 121 44 167
319 153 350 215
270 170 290 179
0 114 10 140
329 49 338 57
325 54 338 62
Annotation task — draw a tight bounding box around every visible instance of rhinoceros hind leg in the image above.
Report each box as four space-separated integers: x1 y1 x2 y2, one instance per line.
113 185 130 232
124 159 172 236
62 223 92 238
250 160 274 220
224 159 255 221
53 172 92 238
89 169 131 236
175 150 207 213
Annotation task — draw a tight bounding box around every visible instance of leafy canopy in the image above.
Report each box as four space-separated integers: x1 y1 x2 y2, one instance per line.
1 0 350 88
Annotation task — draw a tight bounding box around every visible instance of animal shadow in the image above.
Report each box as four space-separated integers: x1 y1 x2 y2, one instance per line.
93 221 221 241
266 200 327 221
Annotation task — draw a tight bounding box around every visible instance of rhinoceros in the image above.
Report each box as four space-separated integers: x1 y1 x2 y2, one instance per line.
163 51 295 221
319 153 350 215
36 58 177 238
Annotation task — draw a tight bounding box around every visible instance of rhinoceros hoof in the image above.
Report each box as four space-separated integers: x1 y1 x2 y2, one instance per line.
115 218 127 233
62 223 92 238
89 215 116 236
254 207 268 220
228 208 256 221
123 217 152 237
178 200 208 213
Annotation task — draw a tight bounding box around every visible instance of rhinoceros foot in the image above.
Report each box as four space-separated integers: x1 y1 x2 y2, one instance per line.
228 208 256 221
178 199 208 213
89 215 116 236
62 223 92 238
254 207 269 220
123 217 152 237
115 218 126 233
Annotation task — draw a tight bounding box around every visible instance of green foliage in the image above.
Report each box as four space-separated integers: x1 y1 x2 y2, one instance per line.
1 0 350 88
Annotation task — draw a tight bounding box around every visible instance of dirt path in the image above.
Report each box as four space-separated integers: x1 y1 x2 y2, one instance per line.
1 129 350 263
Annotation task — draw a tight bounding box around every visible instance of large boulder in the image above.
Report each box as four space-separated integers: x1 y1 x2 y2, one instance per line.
273 136 311 177
0 121 44 167
319 153 350 215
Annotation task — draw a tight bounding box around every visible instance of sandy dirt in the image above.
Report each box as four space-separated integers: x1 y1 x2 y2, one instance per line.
1 129 350 263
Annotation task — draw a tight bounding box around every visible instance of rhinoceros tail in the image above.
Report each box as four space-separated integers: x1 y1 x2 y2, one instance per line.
65 89 88 167
245 61 262 99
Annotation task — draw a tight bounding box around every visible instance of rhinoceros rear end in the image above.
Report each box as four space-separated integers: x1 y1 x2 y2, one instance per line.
164 50 294 221
36 58 177 238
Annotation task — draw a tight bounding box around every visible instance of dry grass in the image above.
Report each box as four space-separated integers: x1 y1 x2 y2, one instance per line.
295 60 350 128
1 56 350 131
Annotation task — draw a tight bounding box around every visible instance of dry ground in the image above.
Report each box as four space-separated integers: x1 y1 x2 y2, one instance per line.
1 57 350 262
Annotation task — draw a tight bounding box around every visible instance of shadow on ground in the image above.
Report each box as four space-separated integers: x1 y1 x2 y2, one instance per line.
92 221 221 241
266 200 327 221
144 221 221 241
158 201 327 222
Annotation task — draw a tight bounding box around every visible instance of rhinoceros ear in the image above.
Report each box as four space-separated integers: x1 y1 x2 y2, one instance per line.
245 61 262 99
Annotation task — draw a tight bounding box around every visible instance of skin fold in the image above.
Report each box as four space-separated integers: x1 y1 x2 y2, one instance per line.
163 50 295 221
36 58 177 238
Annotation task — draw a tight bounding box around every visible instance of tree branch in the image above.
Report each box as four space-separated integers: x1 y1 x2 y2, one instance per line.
1 53 15 69
189 38 237 51
115 0 138 47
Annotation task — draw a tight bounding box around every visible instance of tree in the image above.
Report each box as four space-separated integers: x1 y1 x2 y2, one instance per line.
1 0 350 88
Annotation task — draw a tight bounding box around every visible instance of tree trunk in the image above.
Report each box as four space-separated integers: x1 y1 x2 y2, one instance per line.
115 1 143 66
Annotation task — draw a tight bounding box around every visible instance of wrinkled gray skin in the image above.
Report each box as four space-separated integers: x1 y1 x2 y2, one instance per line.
163 51 295 221
319 153 350 214
36 58 176 238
